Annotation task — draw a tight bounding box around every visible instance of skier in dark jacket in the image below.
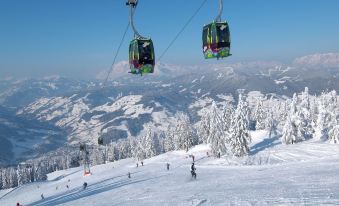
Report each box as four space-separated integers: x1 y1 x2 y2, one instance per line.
166 163 170 170
191 163 196 179
83 182 88 190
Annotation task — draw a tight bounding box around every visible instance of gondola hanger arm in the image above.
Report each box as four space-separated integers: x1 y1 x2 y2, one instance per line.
215 0 223 22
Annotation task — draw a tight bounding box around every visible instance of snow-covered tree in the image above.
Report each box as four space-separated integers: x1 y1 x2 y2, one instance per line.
328 125 339 144
221 103 234 132
315 94 331 140
266 110 278 138
8 167 18 188
142 125 160 158
298 87 314 139
228 94 251 157
254 97 266 130
157 131 166 154
1 169 10 189
16 165 23 187
282 92 307 143
129 137 139 160
208 102 228 157
281 115 298 144
0 169 3 190
164 125 175 152
173 112 196 152
132 137 146 161
277 101 289 129
197 109 212 144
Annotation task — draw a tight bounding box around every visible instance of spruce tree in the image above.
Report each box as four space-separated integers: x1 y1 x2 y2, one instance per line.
198 109 212 144
164 125 175 152
255 97 266 130
209 101 228 157
281 115 298 144
173 112 195 152
228 94 251 157
328 125 339 144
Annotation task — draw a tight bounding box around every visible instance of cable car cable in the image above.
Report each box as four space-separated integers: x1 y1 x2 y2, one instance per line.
102 22 130 88
157 0 208 61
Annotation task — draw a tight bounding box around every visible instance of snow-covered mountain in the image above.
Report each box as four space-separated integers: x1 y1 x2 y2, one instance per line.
1 53 339 165
96 61 199 81
0 106 65 166
17 60 339 144
18 93 178 145
293 53 339 68
0 76 99 108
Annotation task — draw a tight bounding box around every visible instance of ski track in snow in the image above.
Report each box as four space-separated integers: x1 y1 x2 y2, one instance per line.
2 132 339 205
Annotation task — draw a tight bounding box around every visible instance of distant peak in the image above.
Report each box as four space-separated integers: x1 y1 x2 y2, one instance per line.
293 53 339 68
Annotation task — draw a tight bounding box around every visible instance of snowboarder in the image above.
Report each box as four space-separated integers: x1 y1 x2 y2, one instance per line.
128 172 131 178
166 163 170 170
41 193 44 200
83 182 88 190
191 163 196 179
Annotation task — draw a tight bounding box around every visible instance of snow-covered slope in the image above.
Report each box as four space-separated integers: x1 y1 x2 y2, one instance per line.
2 131 339 206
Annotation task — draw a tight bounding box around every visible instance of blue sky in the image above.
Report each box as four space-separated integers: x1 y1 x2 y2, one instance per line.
0 0 339 78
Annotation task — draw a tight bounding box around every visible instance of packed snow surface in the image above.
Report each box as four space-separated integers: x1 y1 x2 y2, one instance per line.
1 131 339 206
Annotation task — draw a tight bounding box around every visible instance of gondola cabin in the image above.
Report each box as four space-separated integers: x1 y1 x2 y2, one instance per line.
202 21 231 59
129 38 155 75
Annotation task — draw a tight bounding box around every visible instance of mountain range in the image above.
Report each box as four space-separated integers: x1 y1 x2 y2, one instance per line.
0 53 338 166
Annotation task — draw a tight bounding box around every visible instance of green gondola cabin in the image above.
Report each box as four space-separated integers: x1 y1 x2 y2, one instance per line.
129 38 155 75
202 21 231 59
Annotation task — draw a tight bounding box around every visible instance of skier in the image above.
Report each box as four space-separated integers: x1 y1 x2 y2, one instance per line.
166 163 170 170
141 161 144 166
128 172 131 178
192 155 195 162
83 182 88 190
66 185 69 189
16 203 22 206
136 163 139 167
41 193 44 200
191 163 196 179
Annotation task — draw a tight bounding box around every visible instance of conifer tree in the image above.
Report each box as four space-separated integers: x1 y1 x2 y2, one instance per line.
255 98 266 130
229 94 251 157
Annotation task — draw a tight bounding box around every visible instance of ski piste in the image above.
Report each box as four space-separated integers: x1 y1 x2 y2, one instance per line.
2 133 339 205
